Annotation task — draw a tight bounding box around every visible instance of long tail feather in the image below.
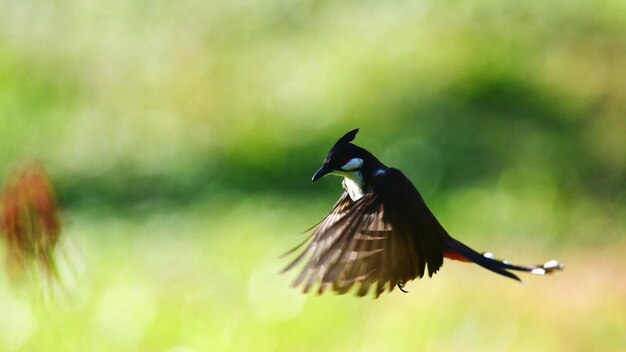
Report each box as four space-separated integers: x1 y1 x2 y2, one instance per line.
445 237 564 282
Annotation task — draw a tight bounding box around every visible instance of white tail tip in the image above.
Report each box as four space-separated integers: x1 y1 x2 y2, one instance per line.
531 268 546 275
543 260 562 269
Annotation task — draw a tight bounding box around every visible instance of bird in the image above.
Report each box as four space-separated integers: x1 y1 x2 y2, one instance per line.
282 128 564 298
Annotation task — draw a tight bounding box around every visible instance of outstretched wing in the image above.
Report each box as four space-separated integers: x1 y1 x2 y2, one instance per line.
283 168 448 297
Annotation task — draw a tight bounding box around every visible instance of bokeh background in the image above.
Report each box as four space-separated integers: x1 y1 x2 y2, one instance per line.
1 0 625 351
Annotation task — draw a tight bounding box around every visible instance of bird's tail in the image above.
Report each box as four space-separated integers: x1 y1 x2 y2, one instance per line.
444 237 564 282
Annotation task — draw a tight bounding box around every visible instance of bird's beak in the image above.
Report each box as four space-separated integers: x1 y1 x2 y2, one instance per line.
312 166 330 182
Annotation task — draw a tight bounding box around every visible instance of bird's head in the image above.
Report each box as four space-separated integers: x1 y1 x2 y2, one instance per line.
312 129 380 183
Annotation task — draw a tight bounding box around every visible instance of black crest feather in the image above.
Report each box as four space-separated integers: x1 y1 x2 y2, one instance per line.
335 129 359 146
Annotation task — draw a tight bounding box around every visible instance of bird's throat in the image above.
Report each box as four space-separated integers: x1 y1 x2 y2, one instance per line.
332 170 365 201
343 177 364 201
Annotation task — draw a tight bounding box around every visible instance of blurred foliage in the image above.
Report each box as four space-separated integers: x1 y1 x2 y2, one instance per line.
0 1 625 207
0 0 625 351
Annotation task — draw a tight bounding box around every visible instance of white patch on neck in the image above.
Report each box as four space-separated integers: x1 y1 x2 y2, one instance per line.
373 168 386 177
340 158 363 171
331 170 364 201
343 177 364 201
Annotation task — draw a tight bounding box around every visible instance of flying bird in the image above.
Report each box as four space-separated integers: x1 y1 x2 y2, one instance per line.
283 129 563 297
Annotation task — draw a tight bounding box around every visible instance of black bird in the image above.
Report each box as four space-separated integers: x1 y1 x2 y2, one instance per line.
283 129 563 297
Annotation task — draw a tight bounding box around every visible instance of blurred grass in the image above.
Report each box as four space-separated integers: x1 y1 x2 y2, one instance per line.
0 197 624 351
0 0 625 351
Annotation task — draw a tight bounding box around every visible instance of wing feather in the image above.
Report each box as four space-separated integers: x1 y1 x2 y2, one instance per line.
283 168 447 297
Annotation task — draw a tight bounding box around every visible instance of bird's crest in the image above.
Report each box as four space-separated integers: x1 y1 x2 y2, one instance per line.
334 128 359 146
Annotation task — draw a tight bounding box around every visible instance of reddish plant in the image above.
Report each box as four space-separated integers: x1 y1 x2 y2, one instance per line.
0 162 62 281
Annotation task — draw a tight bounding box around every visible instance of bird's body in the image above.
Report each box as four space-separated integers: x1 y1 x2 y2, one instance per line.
283 129 563 297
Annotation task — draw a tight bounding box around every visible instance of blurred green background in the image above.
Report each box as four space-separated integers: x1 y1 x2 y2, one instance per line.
0 0 625 351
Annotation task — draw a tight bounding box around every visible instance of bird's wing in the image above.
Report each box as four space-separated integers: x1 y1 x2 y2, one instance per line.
283 168 447 297
281 191 353 262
